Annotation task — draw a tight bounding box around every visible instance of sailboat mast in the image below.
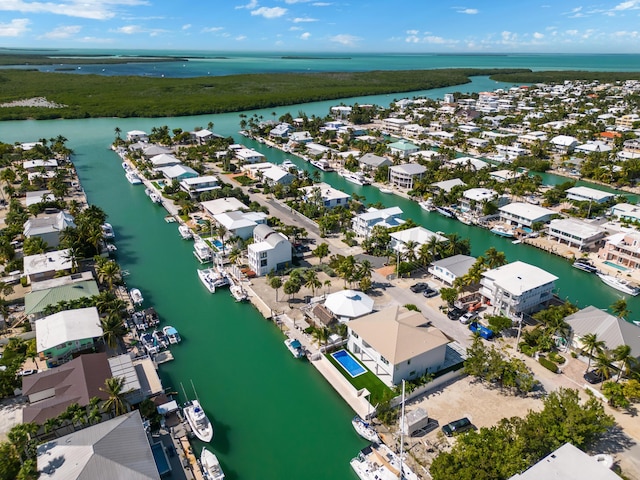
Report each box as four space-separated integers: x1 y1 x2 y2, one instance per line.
399 379 405 480
180 382 188 403
191 379 200 402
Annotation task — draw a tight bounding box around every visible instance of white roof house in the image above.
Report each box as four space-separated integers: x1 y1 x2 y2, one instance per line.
300 183 350 208
390 226 447 254
547 218 605 251
566 186 615 204
449 157 489 170
201 197 247 216
142 145 171 158
575 141 613 154
190 128 213 143
36 307 103 354
324 289 374 322
432 178 466 193
235 148 266 164
247 224 292 276
351 206 405 238
126 130 148 142
550 135 579 152
489 169 524 182
213 210 267 240
389 164 426 189
23 159 58 171
481 261 558 317
179 175 220 196
347 306 449 386
24 212 76 248
462 187 497 203
157 164 198 180
499 202 556 228
358 153 392 170
428 254 476 285
26 190 53 207
610 203 640 222
24 249 73 283
262 165 295 185
149 153 180 167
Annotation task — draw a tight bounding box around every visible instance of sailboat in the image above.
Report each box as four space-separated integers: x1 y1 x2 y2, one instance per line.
182 381 214 443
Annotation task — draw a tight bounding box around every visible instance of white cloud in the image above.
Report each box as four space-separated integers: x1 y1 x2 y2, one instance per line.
0 18 29 36
456 8 478 14
78 36 113 43
284 0 310 3
41 25 82 39
613 0 640 10
0 0 149 20
406 29 419 35
425 35 447 44
566 29 578 35
312 2 331 5
533 32 544 39
289 26 302 30
292 17 318 22
182 24 191 30
501 30 517 41
613 30 639 37
235 35 247 40
236 0 258 9
202 26 224 33
329 33 359 46
114 24 142 34
251 6 287 18
300 31 311 40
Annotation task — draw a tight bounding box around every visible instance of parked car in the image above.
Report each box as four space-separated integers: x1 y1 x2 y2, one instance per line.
422 287 439 298
447 307 466 320
18 369 38 377
584 369 604 384
459 312 478 325
410 282 429 293
442 417 475 437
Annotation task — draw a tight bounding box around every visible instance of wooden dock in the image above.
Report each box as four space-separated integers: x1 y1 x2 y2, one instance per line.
179 436 204 480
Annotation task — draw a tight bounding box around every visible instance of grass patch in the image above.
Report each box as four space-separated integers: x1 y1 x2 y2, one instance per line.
325 351 392 405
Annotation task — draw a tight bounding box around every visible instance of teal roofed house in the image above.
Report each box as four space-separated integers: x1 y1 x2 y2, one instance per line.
388 140 419 159
25 280 99 320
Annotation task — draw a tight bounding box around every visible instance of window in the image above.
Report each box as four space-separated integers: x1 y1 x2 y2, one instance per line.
352 332 359 339
407 359 411 365
260 259 267 267
380 355 389 365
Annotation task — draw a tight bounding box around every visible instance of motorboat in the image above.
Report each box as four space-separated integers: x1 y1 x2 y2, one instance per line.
163 325 181 344
310 159 333 172
193 239 213 263
230 284 248 302
435 206 457 219
130 288 144 305
419 199 434 211
140 332 160 355
350 443 419 480
183 399 214 443
284 338 304 358
144 307 160 327
149 192 162 204
198 268 229 293
352 416 380 444
572 258 598 273
144 187 152 196
490 225 516 238
201 447 225 480
152 329 169 349
122 162 131 171
341 171 370 186
596 272 640 296
106 243 117 253
101 223 115 239
379 187 393 194
125 170 142 185
178 224 193 240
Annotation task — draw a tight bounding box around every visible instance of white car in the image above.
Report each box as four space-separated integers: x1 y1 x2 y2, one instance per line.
459 312 478 325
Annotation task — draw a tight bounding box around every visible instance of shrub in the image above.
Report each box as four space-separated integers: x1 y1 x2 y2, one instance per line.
519 343 535 357
404 304 419 312
548 352 566 364
539 356 559 373
571 351 578 358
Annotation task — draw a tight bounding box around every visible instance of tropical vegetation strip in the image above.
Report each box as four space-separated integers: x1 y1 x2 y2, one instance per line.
0 68 531 121
0 53 186 66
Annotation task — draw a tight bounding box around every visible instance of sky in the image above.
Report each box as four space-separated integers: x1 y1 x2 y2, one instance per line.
1 0 640 53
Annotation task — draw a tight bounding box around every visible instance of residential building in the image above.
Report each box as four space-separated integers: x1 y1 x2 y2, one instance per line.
36 307 103 368
428 255 476 285
448 157 489 170
37 410 161 480
247 224 292 276
547 218 605 251
235 148 266 164
467 137 490 149
410 150 443 162
126 130 148 142
499 202 556 228
609 203 640 222
189 128 213 144
179 175 220 197
269 123 293 139
213 210 267 240
575 141 612 154
23 211 76 248
300 183 350 208
598 232 640 270
616 113 640 129
201 197 247 216
141 145 171 158
352 206 405 238
389 163 426 189
459 188 507 213
348 306 449 386
390 227 447 257
489 169 524 182
382 117 409 133
157 164 198 181
388 139 419 159
23 159 58 173
107 353 163 406
623 139 640 154
431 178 466 193
481 261 558 317
324 289 374 322
149 153 180 168
26 190 54 207
23 249 73 284
289 131 313 144
262 165 294 185
25 279 99 320
358 153 391 171
566 186 615 204
550 135 579 153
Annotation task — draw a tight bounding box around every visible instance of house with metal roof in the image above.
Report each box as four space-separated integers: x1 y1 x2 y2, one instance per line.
547 218 605 251
428 254 476 286
389 163 426 189
25 279 99 319
247 224 292 276
213 210 267 240
149 153 180 168
37 410 161 480
179 175 220 197
431 178 466 193
324 289 374 322
358 153 392 171
347 306 449 386
157 164 198 181
24 211 76 248
610 203 640 222
201 197 247 216
390 226 447 257
566 186 615 204
300 183 350 208
499 202 556 228
388 139 419 159
351 206 405 238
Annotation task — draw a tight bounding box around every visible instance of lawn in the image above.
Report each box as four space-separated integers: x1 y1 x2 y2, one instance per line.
325 350 393 405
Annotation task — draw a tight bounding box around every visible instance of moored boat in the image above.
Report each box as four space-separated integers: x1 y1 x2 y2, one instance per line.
230 284 248 302
125 170 142 185
163 325 181 344
572 258 598 273
341 171 369 186
379 187 393 194
122 162 131 171
310 159 334 171
101 223 115 239
435 206 457 219
350 442 419 480
596 272 640 296
193 239 213 263
419 199 434 211
490 225 516 238
198 268 229 293
284 338 304 358
201 447 225 480
149 192 162 204
152 329 169 349
351 415 380 444
178 224 193 240
183 399 214 443
130 288 144 305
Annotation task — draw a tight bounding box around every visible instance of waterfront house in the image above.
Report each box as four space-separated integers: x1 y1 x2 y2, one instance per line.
241 161 276 179
459 188 508 213
565 306 640 361
609 203 640 222
481 261 558 317
390 226 447 257
213 210 267 240
21 352 111 425
448 157 489 170
142 145 171 158
330 105 352 119
499 202 556 228
26 190 54 207
189 128 213 144
235 148 266 164
432 178 466 193
107 353 164 406
23 159 58 173
25 279 99 320
269 123 293 139
428 254 476 286
388 139 419 159
23 211 76 248
389 164 426 189
547 218 605 251
289 131 313 145
157 164 198 182
598 232 640 270
489 169 524 183
575 141 612 154
23 249 73 284
347 306 449 386
358 153 392 171
566 186 614 204
201 197 247 216
550 135 579 153
37 410 161 480
247 224 292 276
324 289 374 322
351 206 405 238
410 150 443 162
126 130 149 142
36 307 103 368
300 183 350 209
382 117 409 133
261 165 295 186
149 153 180 168
179 175 220 197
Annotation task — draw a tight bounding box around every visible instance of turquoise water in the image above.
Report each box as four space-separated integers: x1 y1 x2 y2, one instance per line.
331 350 366 378
604 261 628 271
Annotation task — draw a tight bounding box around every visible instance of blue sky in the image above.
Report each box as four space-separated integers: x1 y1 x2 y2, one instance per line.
1 0 640 53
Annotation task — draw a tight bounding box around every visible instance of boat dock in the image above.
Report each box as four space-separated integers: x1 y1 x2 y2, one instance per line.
154 350 174 366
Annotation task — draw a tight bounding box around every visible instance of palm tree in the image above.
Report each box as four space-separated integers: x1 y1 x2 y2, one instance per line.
418 243 433 267
610 299 630 319
612 344 637 381
96 260 121 290
324 279 332 296
101 314 127 350
114 126 121 140
269 276 282 302
581 333 606 372
484 247 507 269
101 377 130 417
43 417 60 438
357 259 373 280
215 224 228 255
402 240 418 263
594 351 615 386
304 269 322 297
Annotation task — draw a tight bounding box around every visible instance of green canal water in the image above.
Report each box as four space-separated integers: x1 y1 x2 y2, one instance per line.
2 76 639 479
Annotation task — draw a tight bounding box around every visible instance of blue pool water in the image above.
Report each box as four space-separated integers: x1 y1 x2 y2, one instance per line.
331 349 366 378
213 239 224 249
151 442 171 475
604 260 628 271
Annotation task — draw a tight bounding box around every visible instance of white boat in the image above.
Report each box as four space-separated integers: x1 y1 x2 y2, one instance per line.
198 268 229 293
149 192 162 204
163 325 181 344
184 399 214 443
125 170 142 185
101 223 115 239
379 187 393 194
178 224 193 240
122 162 131 171
419 199 434 211
341 171 370 186
144 187 152 196
596 272 640 296
284 338 304 358
130 288 144 305
152 329 169 349
230 284 248 302
573 258 597 273
193 239 213 263
106 243 117 253
352 416 380 444
201 447 225 480
310 159 334 171
435 206 457 219
490 225 516 238
140 332 160 355
350 443 419 480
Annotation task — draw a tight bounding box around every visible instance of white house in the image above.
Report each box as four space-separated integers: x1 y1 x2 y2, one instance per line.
157 164 198 181
390 227 447 257
269 123 293 139
609 203 640 222
348 306 450 386
547 218 605 251
388 140 419 159
575 141 612 154
190 129 213 144
23 212 75 248
459 188 505 213
324 289 374 322
261 165 294 186
550 135 579 153
235 148 266 164
247 224 292 276
448 157 489 171
499 202 556 228
213 210 267 240
126 130 148 142
382 117 409 133
201 197 247 216
389 164 426 189
480 261 558 317
432 178 466 193
358 153 392 171
24 249 73 284
300 183 350 209
428 254 476 285
566 186 615 204
179 175 220 197
23 159 58 172
352 207 405 238
149 153 180 168
489 169 524 182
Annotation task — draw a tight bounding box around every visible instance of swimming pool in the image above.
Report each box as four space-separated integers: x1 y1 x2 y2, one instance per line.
213 239 224 249
604 260 628 271
331 349 366 378
151 442 171 475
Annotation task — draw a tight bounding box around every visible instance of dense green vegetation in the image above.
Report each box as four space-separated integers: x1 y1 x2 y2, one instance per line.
0 53 185 66
491 70 640 84
0 68 527 120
